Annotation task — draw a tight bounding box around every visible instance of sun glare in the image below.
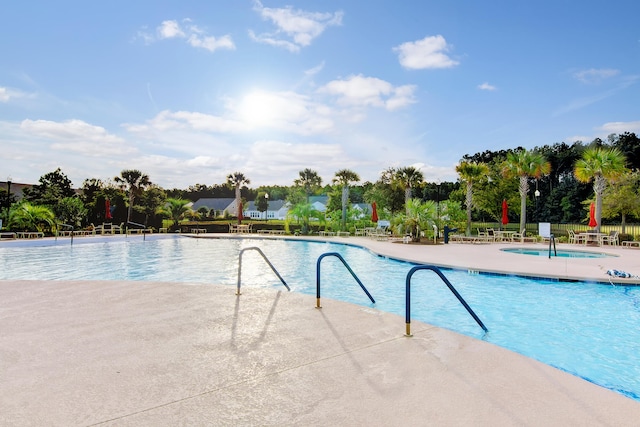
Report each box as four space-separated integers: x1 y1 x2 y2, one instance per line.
239 91 278 127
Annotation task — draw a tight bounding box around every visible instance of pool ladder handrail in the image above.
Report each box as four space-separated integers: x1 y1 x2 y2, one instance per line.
548 234 557 258
405 265 487 336
236 247 290 295
315 252 375 308
56 223 75 245
127 221 148 240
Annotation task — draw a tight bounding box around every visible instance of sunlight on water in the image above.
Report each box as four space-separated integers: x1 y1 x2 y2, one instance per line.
1 235 639 400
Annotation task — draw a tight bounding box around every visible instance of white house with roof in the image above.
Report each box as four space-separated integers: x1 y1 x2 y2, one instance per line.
191 198 235 217
243 199 289 220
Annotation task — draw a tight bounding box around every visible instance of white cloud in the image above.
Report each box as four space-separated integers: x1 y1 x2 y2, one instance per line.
187 34 235 52
158 20 186 39
573 68 619 84
0 86 33 102
137 19 235 53
597 120 640 134
125 110 245 135
251 1 342 52
318 75 416 111
0 87 9 102
478 82 497 91
305 61 325 76
394 35 459 70
20 119 132 157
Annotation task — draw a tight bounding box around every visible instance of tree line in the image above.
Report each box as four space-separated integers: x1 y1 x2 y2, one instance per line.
2 132 640 237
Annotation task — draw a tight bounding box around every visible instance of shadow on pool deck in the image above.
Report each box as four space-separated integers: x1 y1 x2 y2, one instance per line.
2 278 640 426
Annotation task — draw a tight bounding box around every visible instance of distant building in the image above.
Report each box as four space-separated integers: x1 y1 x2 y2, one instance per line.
191 198 235 218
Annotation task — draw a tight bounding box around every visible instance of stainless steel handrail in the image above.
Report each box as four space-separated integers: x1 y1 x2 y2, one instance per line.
236 247 290 295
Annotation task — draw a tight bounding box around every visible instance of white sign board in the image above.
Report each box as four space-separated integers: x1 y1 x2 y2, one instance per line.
539 222 551 238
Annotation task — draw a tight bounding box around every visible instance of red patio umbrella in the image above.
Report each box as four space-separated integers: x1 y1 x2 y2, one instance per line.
371 201 378 223
105 199 112 221
588 202 597 227
501 199 509 226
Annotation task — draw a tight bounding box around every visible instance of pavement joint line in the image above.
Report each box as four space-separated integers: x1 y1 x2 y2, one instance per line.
88 333 412 425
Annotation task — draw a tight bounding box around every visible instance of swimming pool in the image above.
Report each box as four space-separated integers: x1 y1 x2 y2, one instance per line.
1 235 639 400
502 247 617 258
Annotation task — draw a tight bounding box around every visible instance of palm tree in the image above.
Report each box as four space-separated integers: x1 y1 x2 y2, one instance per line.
114 169 151 226
226 172 250 224
394 166 424 214
287 202 321 235
332 169 360 231
8 201 55 232
502 150 551 234
392 198 436 242
456 161 489 235
162 198 191 229
294 168 322 203
574 147 626 232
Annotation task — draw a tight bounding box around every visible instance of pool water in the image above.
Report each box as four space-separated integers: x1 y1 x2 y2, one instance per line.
1 235 639 400
502 247 616 258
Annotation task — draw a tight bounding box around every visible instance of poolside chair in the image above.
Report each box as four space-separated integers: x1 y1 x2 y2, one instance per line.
600 231 619 246
568 230 577 244
511 229 537 243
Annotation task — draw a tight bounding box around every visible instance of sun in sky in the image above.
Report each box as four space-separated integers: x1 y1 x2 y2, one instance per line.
0 1 639 189
238 91 281 127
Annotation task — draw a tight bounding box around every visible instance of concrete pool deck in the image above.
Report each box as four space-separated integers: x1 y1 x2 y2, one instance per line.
2 235 640 425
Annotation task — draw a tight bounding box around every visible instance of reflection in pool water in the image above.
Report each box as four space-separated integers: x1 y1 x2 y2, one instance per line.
1 235 639 400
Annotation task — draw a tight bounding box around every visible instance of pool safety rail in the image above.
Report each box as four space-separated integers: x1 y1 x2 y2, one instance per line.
316 252 375 308
56 223 75 245
548 234 557 258
236 247 290 295
405 265 488 337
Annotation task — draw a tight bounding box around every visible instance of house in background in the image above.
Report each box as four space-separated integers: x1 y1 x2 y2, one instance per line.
191 198 235 218
243 199 288 220
308 196 329 213
1 181 30 202
191 197 289 220
190 196 374 222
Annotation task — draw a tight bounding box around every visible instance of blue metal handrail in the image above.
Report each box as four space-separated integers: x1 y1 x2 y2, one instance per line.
405 265 487 336
315 252 375 308
236 247 290 295
548 234 557 258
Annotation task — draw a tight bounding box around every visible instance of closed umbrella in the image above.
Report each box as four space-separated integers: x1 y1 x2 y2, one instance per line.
501 199 508 227
588 202 597 228
238 201 244 223
105 199 112 221
371 201 378 223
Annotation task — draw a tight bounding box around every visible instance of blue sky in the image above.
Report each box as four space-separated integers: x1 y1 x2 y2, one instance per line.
1 1 639 189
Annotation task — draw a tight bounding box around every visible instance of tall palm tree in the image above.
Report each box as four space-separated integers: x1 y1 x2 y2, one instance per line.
294 168 322 203
574 147 626 232
456 161 489 235
114 169 151 226
394 166 424 214
332 169 360 231
226 172 250 224
502 150 551 234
